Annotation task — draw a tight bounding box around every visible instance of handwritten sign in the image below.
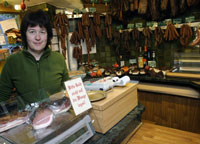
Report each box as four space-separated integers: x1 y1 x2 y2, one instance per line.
65 77 92 115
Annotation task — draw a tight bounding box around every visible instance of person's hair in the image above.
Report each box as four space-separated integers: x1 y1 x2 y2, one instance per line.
20 9 53 48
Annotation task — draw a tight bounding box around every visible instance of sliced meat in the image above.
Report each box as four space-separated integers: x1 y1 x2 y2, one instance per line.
32 108 54 130
49 97 71 115
0 112 28 132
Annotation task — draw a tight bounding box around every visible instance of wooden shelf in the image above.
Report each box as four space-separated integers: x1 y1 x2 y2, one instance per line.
137 82 200 98
166 72 200 79
0 4 20 13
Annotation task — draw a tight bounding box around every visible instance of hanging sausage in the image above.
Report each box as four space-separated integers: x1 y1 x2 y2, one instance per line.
105 13 112 41
154 26 164 46
93 13 102 40
82 13 92 63
179 24 193 46
53 13 69 58
164 24 179 41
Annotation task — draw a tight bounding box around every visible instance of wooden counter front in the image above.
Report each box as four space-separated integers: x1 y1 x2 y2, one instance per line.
89 83 138 134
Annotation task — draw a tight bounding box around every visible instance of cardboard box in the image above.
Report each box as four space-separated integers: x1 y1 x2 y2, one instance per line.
0 49 9 61
89 83 138 133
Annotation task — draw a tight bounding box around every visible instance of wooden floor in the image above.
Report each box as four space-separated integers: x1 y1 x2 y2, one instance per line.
127 121 200 144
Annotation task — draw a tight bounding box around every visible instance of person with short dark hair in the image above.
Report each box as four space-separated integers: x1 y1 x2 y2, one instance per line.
0 9 69 106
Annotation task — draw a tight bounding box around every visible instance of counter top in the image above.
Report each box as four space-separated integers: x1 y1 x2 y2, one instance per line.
83 74 200 92
91 83 137 111
130 75 200 92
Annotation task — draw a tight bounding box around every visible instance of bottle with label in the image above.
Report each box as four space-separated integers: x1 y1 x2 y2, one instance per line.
152 51 156 67
120 55 125 67
138 47 144 69
148 51 156 68
143 46 148 66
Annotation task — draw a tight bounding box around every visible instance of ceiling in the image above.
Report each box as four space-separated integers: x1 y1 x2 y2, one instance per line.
1 0 84 10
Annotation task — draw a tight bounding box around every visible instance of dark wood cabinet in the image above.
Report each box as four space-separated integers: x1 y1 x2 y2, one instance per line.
138 90 200 134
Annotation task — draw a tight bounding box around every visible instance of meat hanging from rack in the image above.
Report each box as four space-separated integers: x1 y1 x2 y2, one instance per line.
110 0 121 19
122 31 130 52
179 24 193 46
129 0 135 11
105 13 112 41
154 26 164 46
53 13 69 59
189 27 200 47
169 0 178 17
180 0 187 13
142 27 152 47
150 0 159 21
77 21 84 41
131 28 140 50
70 30 83 63
160 0 168 11
134 0 139 9
187 0 199 7
73 46 82 62
164 24 179 41
82 13 92 63
93 13 102 40
89 19 96 47
138 0 148 14
113 30 121 63
70 30 81 45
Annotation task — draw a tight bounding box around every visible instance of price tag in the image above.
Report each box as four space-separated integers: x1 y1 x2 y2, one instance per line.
65 77 92 116
185 16 195 23
90 0 98 3
158 21 166 26
120 61 125 67
135 23 143 28
129 59 136 64
127 24 134 29
89 7 96 13
164 19 172 25
173 18 182 24
117 25 123 30
146 22 154 27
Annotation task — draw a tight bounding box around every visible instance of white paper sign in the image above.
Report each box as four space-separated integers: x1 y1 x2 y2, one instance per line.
0 18 18 33
64 77 92 115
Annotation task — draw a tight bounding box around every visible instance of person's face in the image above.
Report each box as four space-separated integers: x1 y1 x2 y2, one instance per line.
26 25 47 53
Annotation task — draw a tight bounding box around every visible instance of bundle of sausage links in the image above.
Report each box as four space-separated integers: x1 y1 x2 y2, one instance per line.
164 23 179 41
142 27 152 47
70 30 82 62
179 24 193 46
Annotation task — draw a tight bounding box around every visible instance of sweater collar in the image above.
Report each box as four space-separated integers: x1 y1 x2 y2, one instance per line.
22 47 51 61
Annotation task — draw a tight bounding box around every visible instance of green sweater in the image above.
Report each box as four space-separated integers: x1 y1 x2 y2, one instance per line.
0 48 69 105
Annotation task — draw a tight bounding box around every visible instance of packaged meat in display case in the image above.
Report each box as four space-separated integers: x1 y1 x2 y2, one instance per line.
49 97 71 115
27 102 54 130
0 111 28 133
32 108 54 130
28 97 71 130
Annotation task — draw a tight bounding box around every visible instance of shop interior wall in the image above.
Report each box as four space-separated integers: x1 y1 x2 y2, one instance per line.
1 4 200 71
80 7 200 70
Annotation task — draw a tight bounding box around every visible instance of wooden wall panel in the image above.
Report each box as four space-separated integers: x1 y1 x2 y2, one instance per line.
138 91 200 133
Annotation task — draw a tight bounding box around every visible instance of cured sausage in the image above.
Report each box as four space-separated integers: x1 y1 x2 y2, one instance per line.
180 24 193 46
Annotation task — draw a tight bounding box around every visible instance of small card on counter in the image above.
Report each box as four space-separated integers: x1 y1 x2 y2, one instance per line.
64 77 92 116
